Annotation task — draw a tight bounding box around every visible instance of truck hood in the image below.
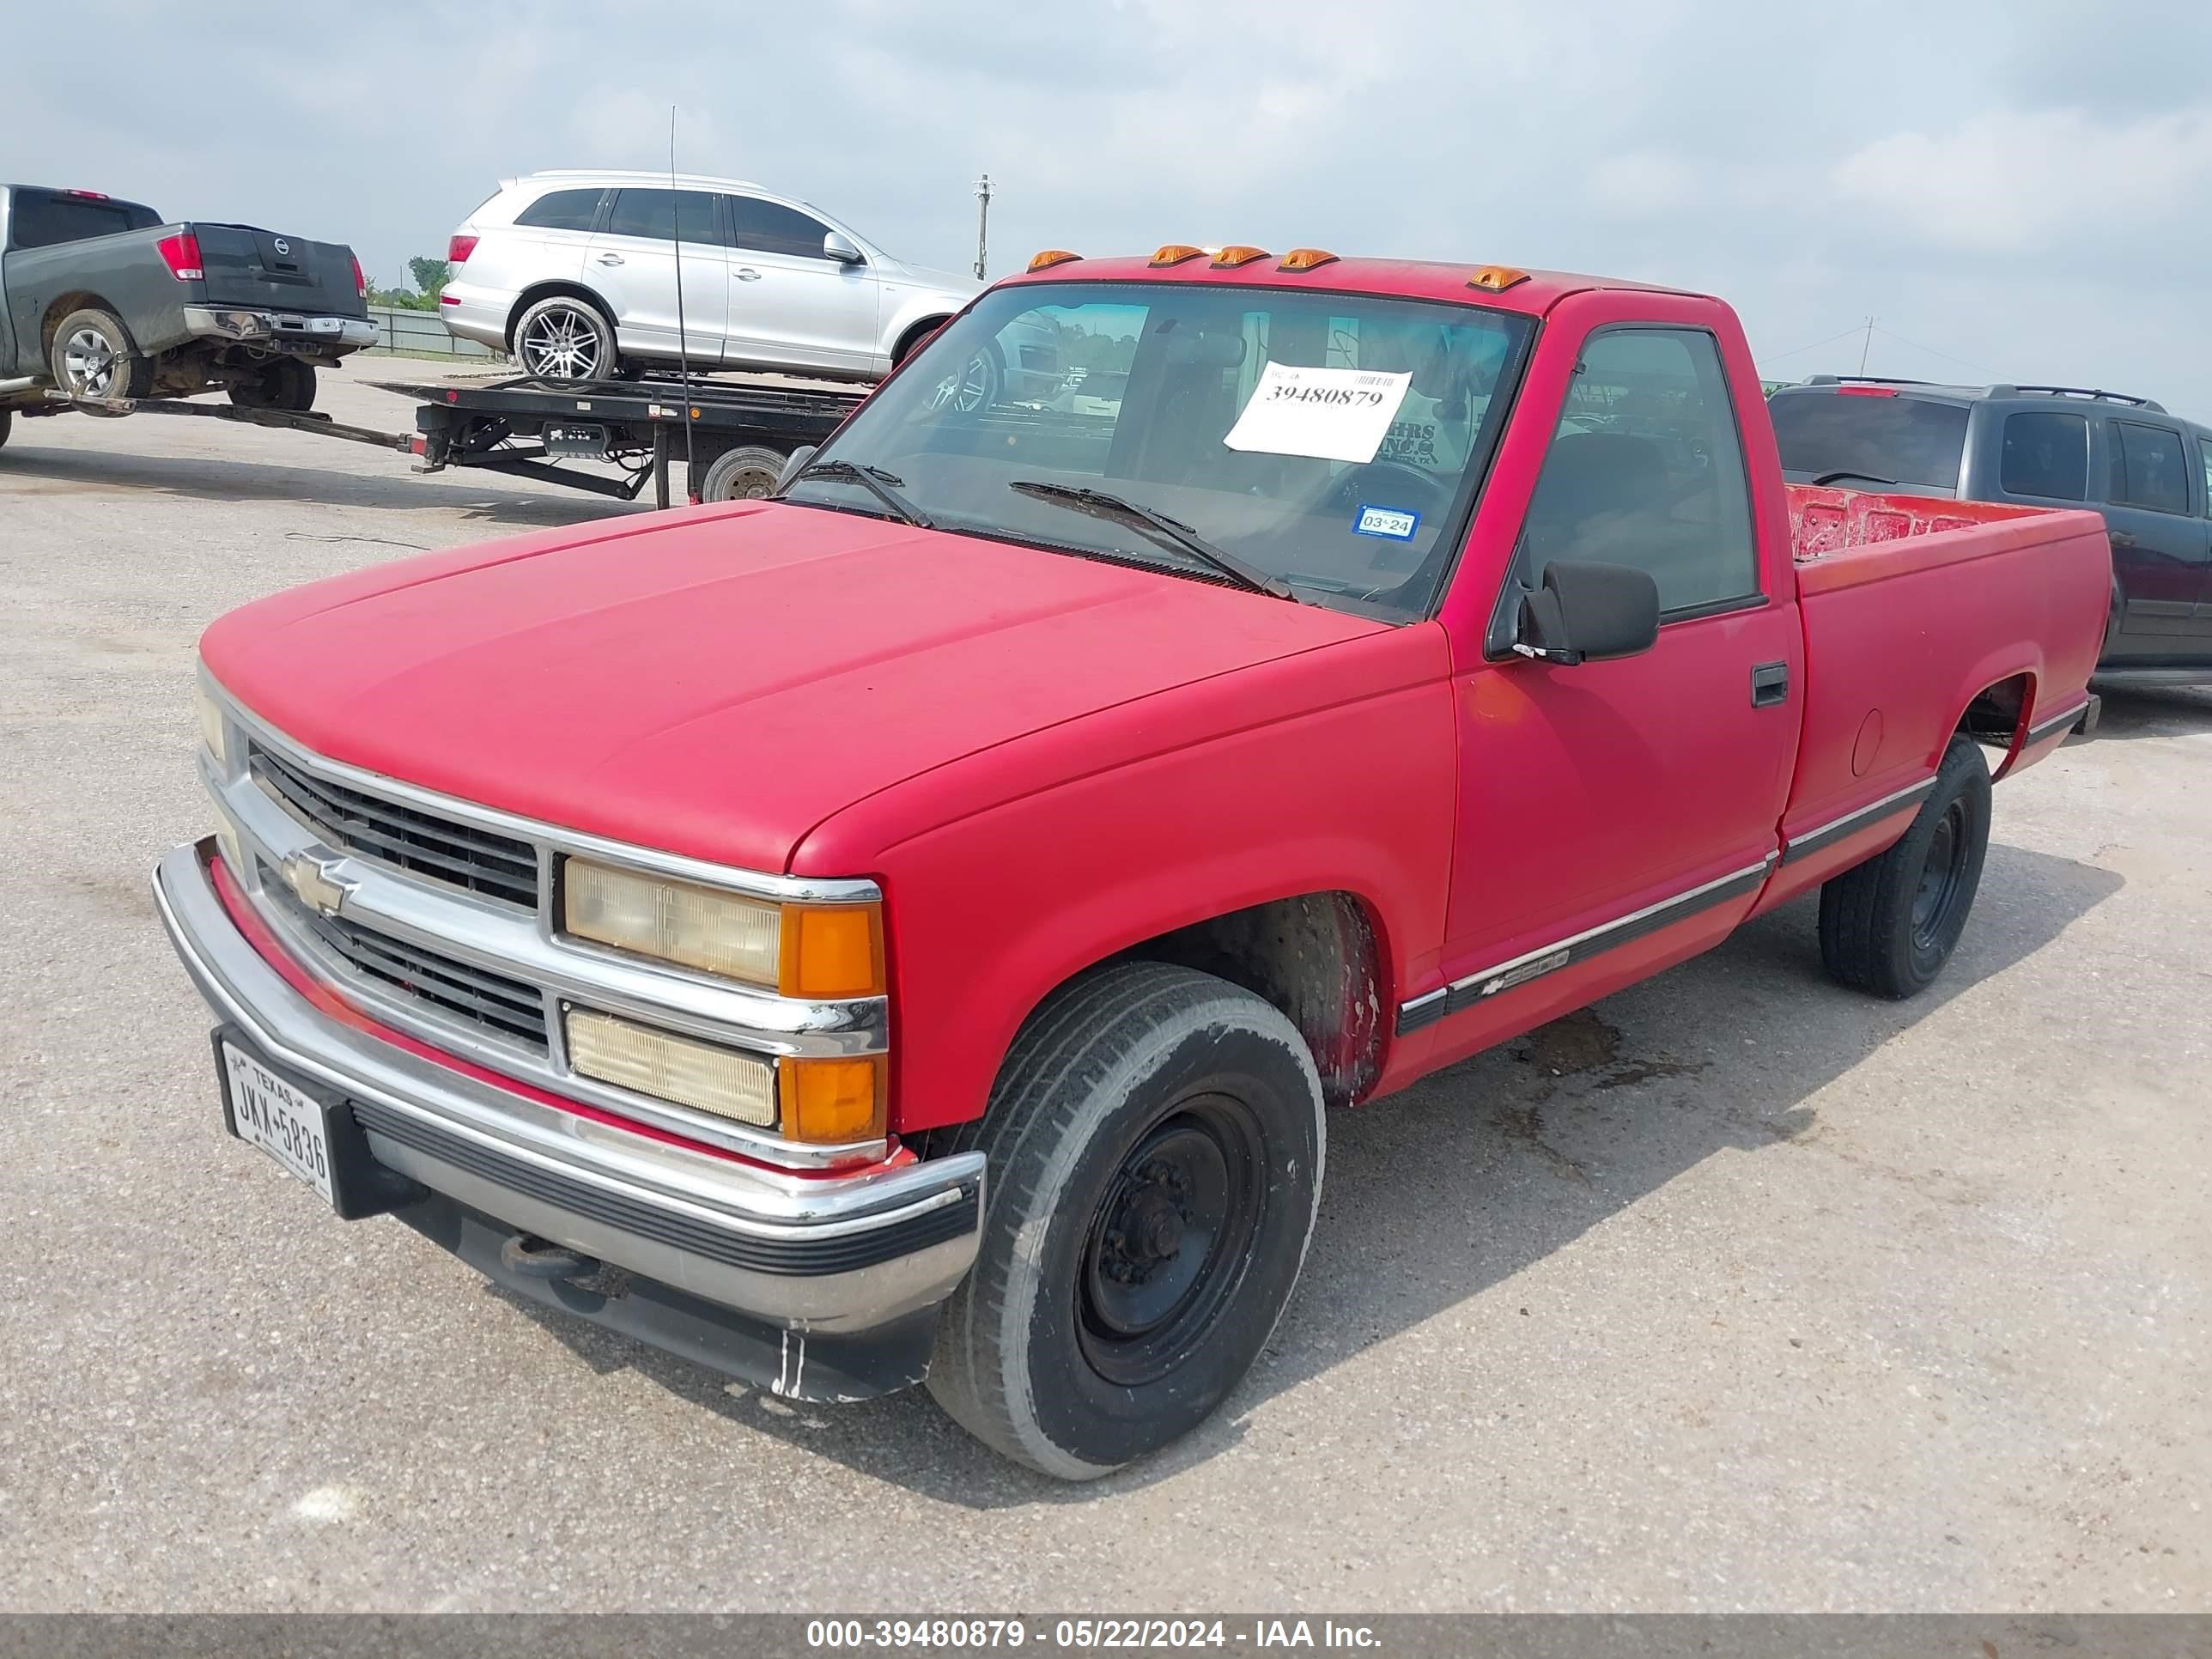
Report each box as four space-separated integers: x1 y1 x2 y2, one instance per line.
202 502 1382 873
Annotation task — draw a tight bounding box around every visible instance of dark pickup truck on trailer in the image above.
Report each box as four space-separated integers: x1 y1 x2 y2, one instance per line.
0 184 374 441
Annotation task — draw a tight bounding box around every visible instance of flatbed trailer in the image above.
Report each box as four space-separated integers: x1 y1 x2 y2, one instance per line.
4 371 866 507
386 374 865 507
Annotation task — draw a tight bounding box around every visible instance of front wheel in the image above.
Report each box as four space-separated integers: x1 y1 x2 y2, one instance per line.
0 408 11 450
923 339 1002 417
229 358 317 412
1819 734 1992 998
927 962 1324 1479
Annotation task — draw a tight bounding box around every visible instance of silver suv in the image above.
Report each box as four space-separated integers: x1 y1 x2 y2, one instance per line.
441 170 988 387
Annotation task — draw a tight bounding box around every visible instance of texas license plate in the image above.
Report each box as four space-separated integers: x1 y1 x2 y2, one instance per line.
220 1041 336 1205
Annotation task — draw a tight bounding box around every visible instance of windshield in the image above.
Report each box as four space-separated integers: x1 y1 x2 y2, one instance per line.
781 280 1535 619
1768 390 1970 490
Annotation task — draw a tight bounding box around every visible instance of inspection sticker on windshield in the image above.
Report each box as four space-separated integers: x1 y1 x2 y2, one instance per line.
1224 363 1413 463
1352 504 1420 540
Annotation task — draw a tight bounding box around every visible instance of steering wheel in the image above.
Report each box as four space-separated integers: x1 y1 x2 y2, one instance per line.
1322 460 1447 521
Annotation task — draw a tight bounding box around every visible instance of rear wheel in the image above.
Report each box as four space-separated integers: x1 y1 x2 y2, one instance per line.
1819 735 1992 998
229 358 317 412
50 308 152 404
696 444 787 503
926 962 1325 1479
513 295 617 385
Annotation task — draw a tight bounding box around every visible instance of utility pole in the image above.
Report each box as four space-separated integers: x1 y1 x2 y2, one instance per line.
974 173 992 282
1857 316 1875 375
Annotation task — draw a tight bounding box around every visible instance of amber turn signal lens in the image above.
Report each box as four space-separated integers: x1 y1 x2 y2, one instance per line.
1210 245 1269 268
1027 248 1082 271
1468 264 1531 292
779 1055 886 1144
1277 247 1339 272
778 903 885 1000
1149 243 1205 267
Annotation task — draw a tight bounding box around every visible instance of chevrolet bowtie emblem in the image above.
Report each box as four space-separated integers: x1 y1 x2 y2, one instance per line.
279 851 354 918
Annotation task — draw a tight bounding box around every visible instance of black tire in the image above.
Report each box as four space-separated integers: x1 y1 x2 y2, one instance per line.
512 295 617 385
1819 735 1992 999
229 358 317 412
696 444 788 503
0 408 10 450
927 961 1325 1480
923 338 1002 417
50 308 152 403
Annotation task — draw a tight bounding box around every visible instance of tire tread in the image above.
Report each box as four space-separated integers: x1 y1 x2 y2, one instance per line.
927 961 1319 1478
1819 736 1990 999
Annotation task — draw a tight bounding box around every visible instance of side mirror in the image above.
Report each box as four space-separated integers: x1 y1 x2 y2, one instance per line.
771 445 817 495
822 231 864 264
1515 560 1660 665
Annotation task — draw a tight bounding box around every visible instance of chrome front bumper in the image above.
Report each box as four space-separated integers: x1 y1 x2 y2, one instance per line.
153 839 984 1342
182 306 379 350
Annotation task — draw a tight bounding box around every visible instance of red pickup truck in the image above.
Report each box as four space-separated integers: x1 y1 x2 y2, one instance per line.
156 247 2110 1479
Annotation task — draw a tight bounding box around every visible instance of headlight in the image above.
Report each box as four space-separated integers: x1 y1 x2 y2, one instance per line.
565 1009 777 1127
565 1010 886 1143
192 669 229 768
562 858 884 998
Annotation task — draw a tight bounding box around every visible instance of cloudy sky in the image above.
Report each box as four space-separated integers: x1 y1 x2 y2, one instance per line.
17 0 2212 416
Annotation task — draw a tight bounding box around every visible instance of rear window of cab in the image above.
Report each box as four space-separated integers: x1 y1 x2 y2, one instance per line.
1769 390 1970 490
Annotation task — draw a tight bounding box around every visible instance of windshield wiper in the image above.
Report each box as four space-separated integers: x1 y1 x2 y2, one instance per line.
793 459 934 529
1811 469 1902 488
1007 482 1295 601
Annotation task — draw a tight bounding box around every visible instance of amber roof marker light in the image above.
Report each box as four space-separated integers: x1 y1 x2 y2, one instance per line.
1027 249 1082 271
1277 247 1340 273
1149 244 1206 267
1210 245 1270 269
1468 265 1532 292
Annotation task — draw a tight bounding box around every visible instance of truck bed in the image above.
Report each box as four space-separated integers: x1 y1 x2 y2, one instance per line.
1763 483 2111 908
1787 483 2054 557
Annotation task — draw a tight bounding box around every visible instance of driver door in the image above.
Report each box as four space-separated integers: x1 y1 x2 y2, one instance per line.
1420 317 1801 1063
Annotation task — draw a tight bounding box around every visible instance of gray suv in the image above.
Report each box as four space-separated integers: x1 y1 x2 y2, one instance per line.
1770 377 2212 685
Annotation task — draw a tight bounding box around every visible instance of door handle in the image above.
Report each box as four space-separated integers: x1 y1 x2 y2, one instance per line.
1751 661 1790 708
735 267 762 281
594 252 624 266
2108 530 2137 550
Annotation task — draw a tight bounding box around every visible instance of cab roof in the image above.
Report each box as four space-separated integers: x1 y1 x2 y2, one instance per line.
1000 252 1703 317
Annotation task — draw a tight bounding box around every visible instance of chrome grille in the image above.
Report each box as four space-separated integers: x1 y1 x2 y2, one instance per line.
263 874 550 1052
249 741 539 908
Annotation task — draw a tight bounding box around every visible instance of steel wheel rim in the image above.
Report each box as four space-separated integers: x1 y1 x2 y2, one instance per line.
521 307 602 380
1911 799 1968 947
64 328 117 396
1077 1094 1267 1388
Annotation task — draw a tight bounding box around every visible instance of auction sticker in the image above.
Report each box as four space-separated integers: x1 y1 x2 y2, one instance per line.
1224 362 1412 463
1352 503 1420 540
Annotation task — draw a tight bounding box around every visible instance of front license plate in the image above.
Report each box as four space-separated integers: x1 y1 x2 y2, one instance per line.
221 1041 336 1206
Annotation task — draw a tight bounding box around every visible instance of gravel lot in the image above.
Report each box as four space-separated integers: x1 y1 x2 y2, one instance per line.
0 369 2204 1613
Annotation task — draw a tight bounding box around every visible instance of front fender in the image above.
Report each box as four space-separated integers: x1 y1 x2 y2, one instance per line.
799 644 1460 1135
